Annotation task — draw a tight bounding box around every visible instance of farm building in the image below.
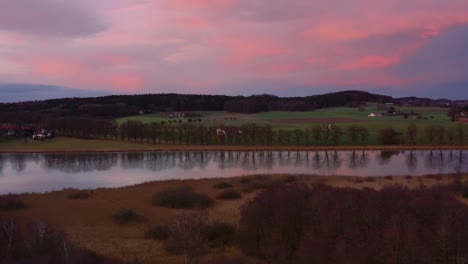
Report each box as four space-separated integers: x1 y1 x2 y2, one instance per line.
458 117 468 123
368 113 382 117
168 112 186 118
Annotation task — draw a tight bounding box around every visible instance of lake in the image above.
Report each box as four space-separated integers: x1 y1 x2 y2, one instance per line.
0 150 466 194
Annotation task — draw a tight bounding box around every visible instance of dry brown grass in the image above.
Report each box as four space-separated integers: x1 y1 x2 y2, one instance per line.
3 173 467 263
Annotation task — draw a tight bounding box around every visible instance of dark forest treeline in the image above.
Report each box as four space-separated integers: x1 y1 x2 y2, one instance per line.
0 91 395 123
238 184 468 264
43 117 467 146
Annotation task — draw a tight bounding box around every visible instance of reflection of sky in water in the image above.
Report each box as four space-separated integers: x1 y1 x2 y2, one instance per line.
0 150 466 194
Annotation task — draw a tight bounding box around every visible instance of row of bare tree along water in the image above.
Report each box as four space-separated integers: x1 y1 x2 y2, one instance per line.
43 117 467 146
0 150 465 194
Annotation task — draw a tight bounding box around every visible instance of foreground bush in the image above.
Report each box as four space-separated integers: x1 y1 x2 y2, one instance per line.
204 222 236 250
0 217 140 263
67 190 91 200
212 182 233 189
205 255 253 264
0 196 27 211
217 190 242 200
239 184 468 264
152 187 213 209
145 225 170 240
112 209 139 224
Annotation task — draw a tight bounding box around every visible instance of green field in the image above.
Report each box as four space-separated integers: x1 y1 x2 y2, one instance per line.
112 104 463 145
0 137 158 152
119 103 451 126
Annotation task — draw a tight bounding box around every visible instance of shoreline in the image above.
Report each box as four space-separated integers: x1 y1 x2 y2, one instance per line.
1 144 467 154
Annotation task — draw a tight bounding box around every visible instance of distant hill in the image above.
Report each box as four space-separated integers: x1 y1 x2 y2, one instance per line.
396 97 468 107
0 90 464 124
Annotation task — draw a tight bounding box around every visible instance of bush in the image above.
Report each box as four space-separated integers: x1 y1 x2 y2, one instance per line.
204 222 236 249
112 209 139 224
217 190 242 200
0 217 138 263
145 225 170 240
239 184 468 263
378 127 401 145
68 190 91 200
240 178 251 184
152 187 213 209
0 196 27 211
213 182 233 189
206 255 252 264
254 175 267 181
283 176 297 183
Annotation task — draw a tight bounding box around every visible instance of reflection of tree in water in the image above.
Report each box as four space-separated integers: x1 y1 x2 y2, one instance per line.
320 151 342 170
358 152 370 168
310 152 322 170
142 152 214 171
345 151 370 169
377 151 401 165
293 151 306 167
0 155 4 175
9 154 27 172
120 152 145 169
424 151 437 170
42 153 118 173
451 150 466 172
405 151 418 171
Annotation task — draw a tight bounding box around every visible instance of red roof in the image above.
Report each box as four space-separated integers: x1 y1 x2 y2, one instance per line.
458 118 468 123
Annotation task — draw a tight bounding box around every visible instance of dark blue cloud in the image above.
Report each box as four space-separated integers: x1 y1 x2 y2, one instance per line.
0 83 110 103
391 25 468 86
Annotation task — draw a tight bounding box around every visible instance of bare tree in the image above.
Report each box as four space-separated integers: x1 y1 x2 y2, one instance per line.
167 209 208 264
0 217 15 254
406 123 418 146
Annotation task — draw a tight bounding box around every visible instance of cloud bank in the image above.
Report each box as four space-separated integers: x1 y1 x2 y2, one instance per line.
0 0 467 99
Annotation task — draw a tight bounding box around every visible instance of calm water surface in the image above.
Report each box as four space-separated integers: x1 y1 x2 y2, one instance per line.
0 150 466 194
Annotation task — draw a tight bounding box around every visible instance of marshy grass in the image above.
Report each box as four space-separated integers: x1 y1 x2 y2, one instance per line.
217 189 242 200
112 209 140 224
145 225 170 240
0 196 27 211
67 190 91 200
212 182 233 189
152 186 213 209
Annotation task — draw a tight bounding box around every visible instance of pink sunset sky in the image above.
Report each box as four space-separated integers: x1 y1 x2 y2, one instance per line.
1 0 468 101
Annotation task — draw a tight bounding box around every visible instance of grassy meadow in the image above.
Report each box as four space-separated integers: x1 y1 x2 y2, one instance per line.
115 103 459 145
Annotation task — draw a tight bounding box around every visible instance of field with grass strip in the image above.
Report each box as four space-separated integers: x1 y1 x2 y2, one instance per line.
117 104 451 128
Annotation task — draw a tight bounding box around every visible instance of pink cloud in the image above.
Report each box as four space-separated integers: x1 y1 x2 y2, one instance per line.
340 56 401 70
25 58 144 92
2 0 468 95
209 37 292 65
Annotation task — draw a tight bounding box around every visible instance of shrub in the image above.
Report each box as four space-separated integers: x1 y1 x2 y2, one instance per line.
254 175 266 181
213 182 233 189
0 217 138 263
145 225 170 240
165 210 208 260
283 176 297 183
152 187 213 209
0 196 27 211
207 255 253 264
112 209 139 224
240 178 251 184
204 222 236 249
67 190 91 200
239 184 468 263
217 190 242 200
378 127 401 145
